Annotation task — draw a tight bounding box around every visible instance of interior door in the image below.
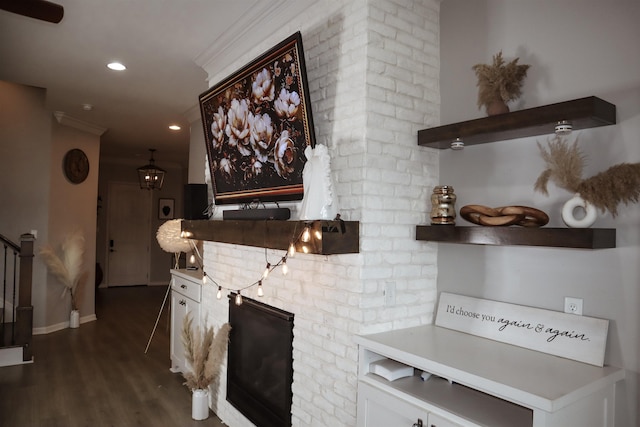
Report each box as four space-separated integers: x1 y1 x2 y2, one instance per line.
106 182 151 286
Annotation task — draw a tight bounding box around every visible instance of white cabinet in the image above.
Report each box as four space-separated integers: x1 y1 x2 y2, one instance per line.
358 381 429 427
169 269 202 374
355 325 624 427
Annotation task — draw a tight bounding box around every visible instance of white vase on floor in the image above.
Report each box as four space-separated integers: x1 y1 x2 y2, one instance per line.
192 388 209 420
70 310 80 328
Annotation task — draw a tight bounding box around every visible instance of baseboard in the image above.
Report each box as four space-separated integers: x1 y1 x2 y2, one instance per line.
0 346 32 367
33 313 97 335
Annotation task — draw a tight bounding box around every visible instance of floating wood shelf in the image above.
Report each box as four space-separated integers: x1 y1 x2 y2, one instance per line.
418 96 616 149
415 225 616 249
182 219 359 254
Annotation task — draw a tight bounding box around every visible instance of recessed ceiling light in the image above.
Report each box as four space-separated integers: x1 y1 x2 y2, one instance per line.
107 62 126 71
169 125 181 131
82 103 93 111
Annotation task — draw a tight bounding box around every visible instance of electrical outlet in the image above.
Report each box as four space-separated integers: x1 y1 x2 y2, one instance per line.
384 281 396 307
564 297 583 315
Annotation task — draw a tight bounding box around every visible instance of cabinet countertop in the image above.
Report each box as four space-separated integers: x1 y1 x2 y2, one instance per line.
355 325 624 413
170 268 203 282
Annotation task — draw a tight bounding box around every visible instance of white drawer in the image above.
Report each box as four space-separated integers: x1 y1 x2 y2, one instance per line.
171 274 202 302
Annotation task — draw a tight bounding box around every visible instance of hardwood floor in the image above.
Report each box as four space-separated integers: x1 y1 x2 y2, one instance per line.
0 286 227 427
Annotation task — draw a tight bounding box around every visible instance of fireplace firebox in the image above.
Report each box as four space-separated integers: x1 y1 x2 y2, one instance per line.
227 294 294 427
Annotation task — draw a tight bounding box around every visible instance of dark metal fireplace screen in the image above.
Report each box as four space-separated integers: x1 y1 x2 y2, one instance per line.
227 294 294 427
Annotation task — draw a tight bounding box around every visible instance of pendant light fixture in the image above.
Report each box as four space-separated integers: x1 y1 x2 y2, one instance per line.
137 148 166 190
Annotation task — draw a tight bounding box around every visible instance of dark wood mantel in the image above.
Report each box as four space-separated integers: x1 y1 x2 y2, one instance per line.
181 219 360 255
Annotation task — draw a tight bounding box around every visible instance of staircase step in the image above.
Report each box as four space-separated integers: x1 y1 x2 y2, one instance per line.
0 346 32 367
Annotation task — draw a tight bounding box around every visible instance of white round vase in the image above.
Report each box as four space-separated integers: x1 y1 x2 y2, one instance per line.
192 388 209 420
562 195 597 228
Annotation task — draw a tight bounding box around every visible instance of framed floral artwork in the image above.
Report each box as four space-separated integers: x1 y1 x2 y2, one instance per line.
198 31 316 205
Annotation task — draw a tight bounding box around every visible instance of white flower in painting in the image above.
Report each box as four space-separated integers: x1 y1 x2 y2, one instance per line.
219 157 234 177
248 112 274 163
251 158 263 177
225 98 251 154
210 106 227 150
243 157 263 180
252 68 275 104
274 88 300 120
272 130 296 178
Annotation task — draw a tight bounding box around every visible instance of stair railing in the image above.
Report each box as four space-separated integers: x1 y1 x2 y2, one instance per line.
0 233 34 361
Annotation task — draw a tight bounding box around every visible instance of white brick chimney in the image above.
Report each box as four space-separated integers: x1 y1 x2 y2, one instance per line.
198 1 441 425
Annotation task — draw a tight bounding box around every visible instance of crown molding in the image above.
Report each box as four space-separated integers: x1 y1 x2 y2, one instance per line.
53 111 107 136
194 0 317 85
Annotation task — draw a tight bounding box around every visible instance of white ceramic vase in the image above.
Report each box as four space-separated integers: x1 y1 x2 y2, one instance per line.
562 194 597 228
192 388 209 420
70 309 80 328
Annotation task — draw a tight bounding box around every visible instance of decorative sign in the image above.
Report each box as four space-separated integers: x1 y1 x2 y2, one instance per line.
435 293 609 366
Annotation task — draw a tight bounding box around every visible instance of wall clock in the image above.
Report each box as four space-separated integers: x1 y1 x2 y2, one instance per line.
63 148 90 184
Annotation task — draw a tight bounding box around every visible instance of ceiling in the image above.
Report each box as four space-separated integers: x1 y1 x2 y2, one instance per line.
0 0 265 169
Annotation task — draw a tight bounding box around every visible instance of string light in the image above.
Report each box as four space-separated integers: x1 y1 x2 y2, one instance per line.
301 227 311 242
197 219 335 301
262 263 271 280
257 281 264 297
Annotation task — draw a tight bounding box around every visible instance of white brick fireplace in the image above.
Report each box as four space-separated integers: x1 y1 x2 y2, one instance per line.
197 1 441 425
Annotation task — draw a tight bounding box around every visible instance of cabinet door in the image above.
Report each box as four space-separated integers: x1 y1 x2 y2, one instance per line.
169 290 200 373
357 382 428 427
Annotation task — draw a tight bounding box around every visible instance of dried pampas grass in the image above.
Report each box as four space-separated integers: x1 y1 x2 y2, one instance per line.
472 51 530 110
182 313 231 391
40 229 86 311
535 136 640 217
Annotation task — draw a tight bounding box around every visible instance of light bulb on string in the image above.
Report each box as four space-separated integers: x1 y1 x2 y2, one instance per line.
202 272 207 285
235 292 243 306
281 257 289 275
314 227 322 240
288 242 296 257
301 245 309 254
216 286 222 300
189 254 196 265
257 281 264 297
262 263 271 280
301 226 311 242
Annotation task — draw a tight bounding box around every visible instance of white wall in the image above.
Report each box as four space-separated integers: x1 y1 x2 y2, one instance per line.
0 82 101 330
440 1 640 426
0 82 51 329
47 121 100 329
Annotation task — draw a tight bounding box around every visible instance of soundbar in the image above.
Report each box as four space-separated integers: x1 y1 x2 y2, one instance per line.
222 208 291 221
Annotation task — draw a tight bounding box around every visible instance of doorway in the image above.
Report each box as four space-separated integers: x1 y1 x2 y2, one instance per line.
106 182 151 286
